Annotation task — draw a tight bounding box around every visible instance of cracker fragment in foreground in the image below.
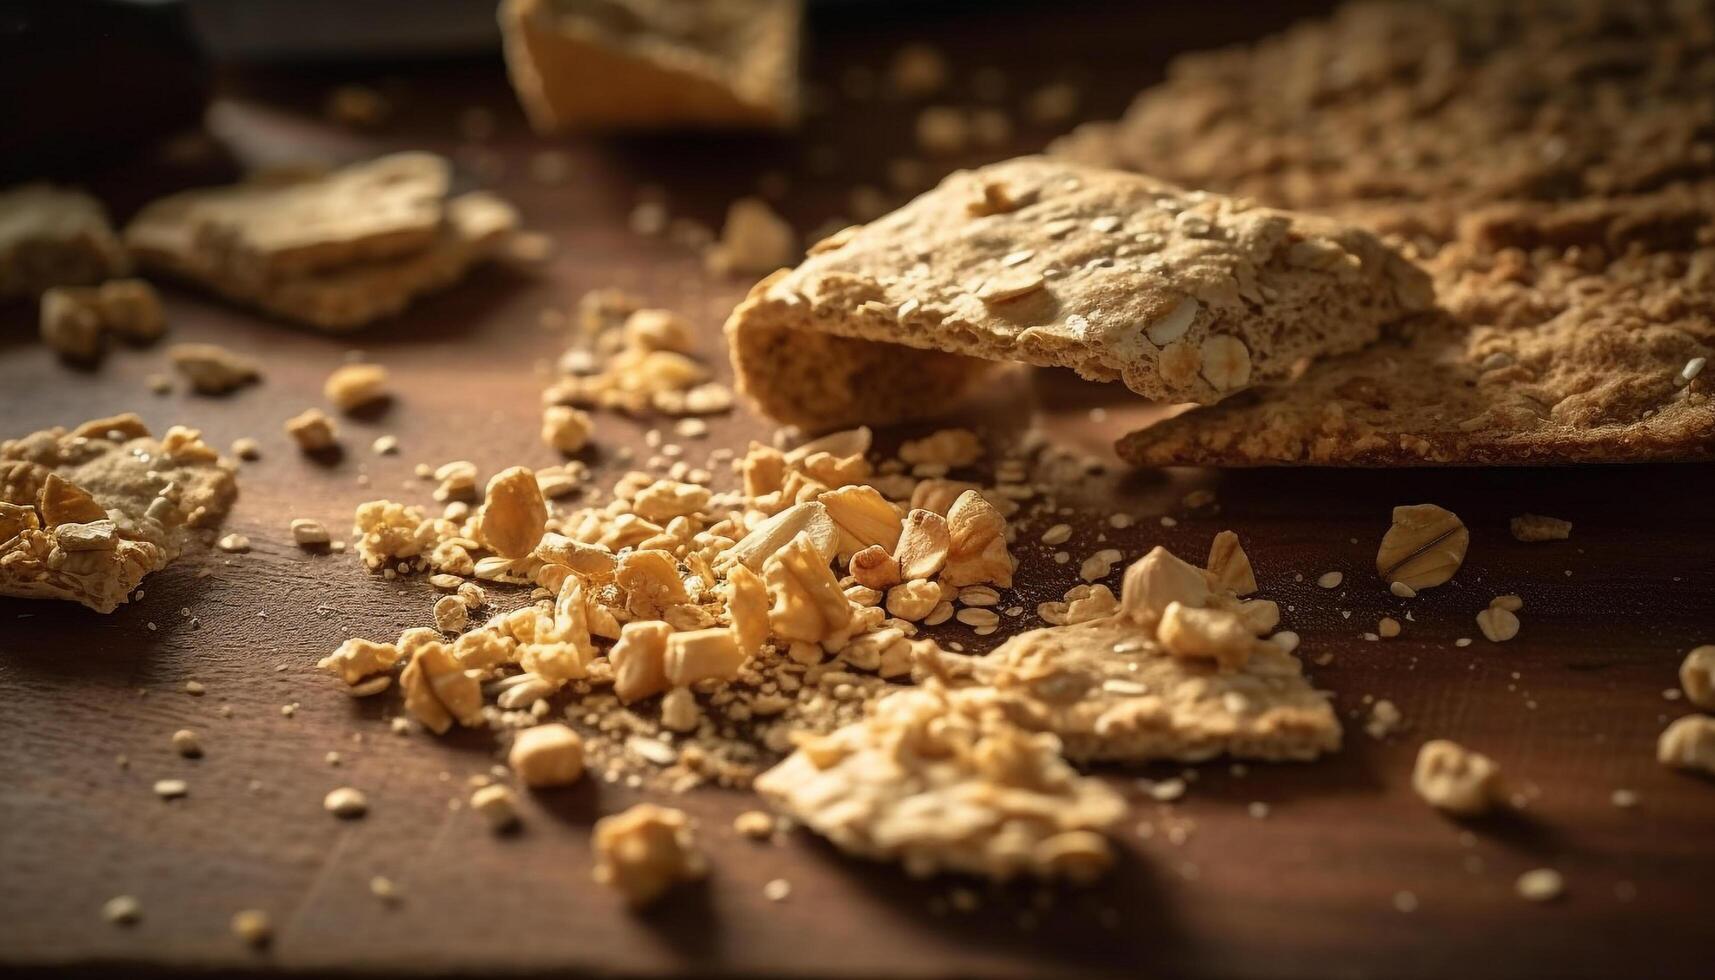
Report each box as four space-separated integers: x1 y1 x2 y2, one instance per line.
501 0 801 132
726 155 1429 430
1 414 237 612
755 684 1126 882
125 153 517 331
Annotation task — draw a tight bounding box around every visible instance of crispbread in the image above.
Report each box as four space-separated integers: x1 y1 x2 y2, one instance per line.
1118 189 1715 466
1052 0 1715 466
948 617 1341 764
501 0 800 132
0 184 129 298
127 163 518 332
1 414 237 613
725 156 1429 428
1053 0 1715 235
126 153 450 283
754 684 1126 881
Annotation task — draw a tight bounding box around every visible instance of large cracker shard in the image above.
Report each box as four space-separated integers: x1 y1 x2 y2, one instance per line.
965 618 1341 763
125 154 517 331
727 155 1429 430
1 415 237 613
755 684 1126 882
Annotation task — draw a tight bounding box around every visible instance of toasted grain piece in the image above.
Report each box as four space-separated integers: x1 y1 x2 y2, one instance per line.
1682 646 1715 710
959 617 1339 764
724 155 1427 428
0 184 129 298
126 157 517 332
0 415 236 612
324 363 390 412
500 0 801 132
755 684 1125 881
1657 715 1715 775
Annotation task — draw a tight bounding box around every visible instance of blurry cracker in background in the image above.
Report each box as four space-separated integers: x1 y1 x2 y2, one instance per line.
500 0 801 132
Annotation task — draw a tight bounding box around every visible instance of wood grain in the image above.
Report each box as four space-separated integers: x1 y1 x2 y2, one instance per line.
2 3 1712 977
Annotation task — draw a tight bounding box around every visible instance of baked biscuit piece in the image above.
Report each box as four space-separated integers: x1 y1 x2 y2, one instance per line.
501 0 800 132
1 414 237 613
959 618 1341 763
1053 0 1715 241
726 156 1429 428
0 184 129 298
754 684 1125 882
126 154 517 332
126 153 450 283
1118 189 1715 465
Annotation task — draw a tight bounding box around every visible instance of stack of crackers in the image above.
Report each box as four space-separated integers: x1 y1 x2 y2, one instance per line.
124 153 518 331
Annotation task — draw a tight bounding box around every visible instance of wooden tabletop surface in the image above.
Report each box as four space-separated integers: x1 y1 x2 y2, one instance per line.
2 3 1712 978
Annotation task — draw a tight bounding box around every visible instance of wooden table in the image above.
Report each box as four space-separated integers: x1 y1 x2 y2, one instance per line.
3 3 1711 977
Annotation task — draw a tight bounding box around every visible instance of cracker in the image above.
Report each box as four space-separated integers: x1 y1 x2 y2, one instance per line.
501 0 800 132
1052 0 1715 238
724 156 1428 428
1 414 237 612
1118 190 1715 465
128 163 517 332
754 684 1125 882
125 153 451 282
0 184 129 298
950 617 1341 764
1052 0 1715 465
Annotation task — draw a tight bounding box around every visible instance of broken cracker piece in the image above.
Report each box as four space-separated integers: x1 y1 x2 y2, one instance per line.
725 155 1428 429
962 616 1339 764
755 684 1124 881
1 415 237 612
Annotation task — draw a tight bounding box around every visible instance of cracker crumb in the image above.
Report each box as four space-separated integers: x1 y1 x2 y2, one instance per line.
230 909 272 948
763 878 792 902
170 343 259 395
171 728 202 758
1316 571 1343 589
1412 739 1505 816
1510 513 1572 542
231 437 261 460
1679 645 1715 709
290 518 331 548
470 783 520 831
216 533 250 553
323 786 369 818
324 363 390 412
154 779 188 799
592 803 706 908
102 895 142 926
509 724 585 788
733 810 774 839
285 408 338 452
1516 868 1565 903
